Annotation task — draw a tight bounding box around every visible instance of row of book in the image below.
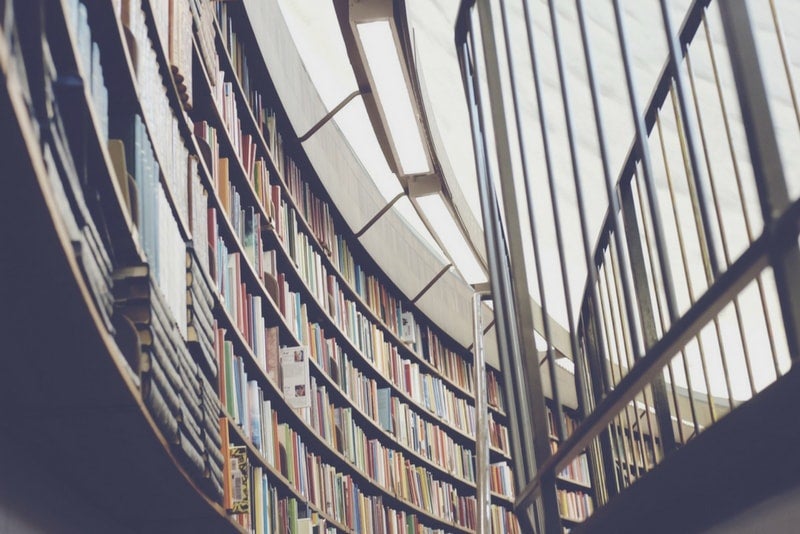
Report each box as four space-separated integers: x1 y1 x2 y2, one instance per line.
218 335 480 512
214 2 283 178
147 3 517 529
557 453 591 487
65 0 110 141
223 433 510 534
204 61 276 236
212 2 486 402
190 0 219 92
203 175 507 468
614 427 657 472
200 20 503 434
490 462 515 497
38 1 116 334
485 367 506 413
217 345 486 530
63 0 224 503
547 406 583 440
303 323 477 481
121 0 193 237
114 266 224 500
305 378 477 487
490 507 521 534
489 414 510 454
148 0 193 111
124 113 188 339
207 173 487 458
222 439 333 534
186 246 217 377
556 489 594 522
266 206 482 435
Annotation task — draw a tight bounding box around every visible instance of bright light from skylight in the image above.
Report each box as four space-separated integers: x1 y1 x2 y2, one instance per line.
416 193 486 284
334 97 403 201
394 197 447 261
535 330 548 351
356 20 430 176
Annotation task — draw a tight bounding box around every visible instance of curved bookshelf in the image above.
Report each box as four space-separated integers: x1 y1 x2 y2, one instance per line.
188 17 505 461
212 3 485 403
3 0 517 531
0 12 243 533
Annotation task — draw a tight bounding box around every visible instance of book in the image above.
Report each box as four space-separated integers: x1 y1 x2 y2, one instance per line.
280 346 310 409
265 326 280 384
229 445 250 514
377 388 393 433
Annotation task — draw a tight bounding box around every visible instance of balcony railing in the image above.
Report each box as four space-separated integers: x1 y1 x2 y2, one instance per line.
456 0 800 532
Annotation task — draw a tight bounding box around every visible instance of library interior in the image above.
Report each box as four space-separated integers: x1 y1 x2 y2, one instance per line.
1 0 799 533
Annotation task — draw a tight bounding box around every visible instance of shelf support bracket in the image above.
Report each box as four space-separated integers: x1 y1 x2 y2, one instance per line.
353 192 404 238
411 263 452 304
298 89 362 143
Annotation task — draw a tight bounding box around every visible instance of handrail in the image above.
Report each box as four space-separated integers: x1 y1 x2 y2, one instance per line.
456 0 800 531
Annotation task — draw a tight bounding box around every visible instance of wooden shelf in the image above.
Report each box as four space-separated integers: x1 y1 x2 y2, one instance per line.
0 27 241 533
0 0 518 532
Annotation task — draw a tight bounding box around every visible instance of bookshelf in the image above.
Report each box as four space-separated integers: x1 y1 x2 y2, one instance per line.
546 402 595 531
1 0 517 533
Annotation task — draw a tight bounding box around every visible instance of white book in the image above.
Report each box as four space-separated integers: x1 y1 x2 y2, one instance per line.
280 346 310 409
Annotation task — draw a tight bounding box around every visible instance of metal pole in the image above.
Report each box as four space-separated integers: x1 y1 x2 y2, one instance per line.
719 0 800 361
474 0 561 529
473 287 491 534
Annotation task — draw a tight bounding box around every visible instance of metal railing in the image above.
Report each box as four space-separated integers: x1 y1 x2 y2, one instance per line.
456 0 800 531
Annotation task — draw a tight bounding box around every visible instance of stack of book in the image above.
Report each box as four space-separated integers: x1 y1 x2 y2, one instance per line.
113 265 220 495
41 2 115 333
202 381 225 500
186 246 217 377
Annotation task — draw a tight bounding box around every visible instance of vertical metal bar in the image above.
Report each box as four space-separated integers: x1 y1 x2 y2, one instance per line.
629 173 690 445
462 27 531 492
757 271 784 379
701 12 758 246
655 108 717 423
719 0 800 362
575 0 665 496
473 290 490 534
768 0 800 132
468 2 561 529
601 247 643 482
618 178 678 453
581 293 620 501
702 10 783 384
640 386 660 465
684 47 745 410
701 11 784 396
607 243 652 472
632 152 700 438
597 263 620 390
546 4 626 496
659 0 721 280
612 0 681 325
575 0 646 363
506 0 570 443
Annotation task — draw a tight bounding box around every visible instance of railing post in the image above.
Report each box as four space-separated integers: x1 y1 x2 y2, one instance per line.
458 24 542 534
618 181 678 454
580 303 619 504
718 0 800 361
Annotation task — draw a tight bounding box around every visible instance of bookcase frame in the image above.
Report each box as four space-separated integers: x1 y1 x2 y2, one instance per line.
0 0 518 532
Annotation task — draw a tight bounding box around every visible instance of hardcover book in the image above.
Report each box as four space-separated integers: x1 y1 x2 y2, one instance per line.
280 346 310 409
